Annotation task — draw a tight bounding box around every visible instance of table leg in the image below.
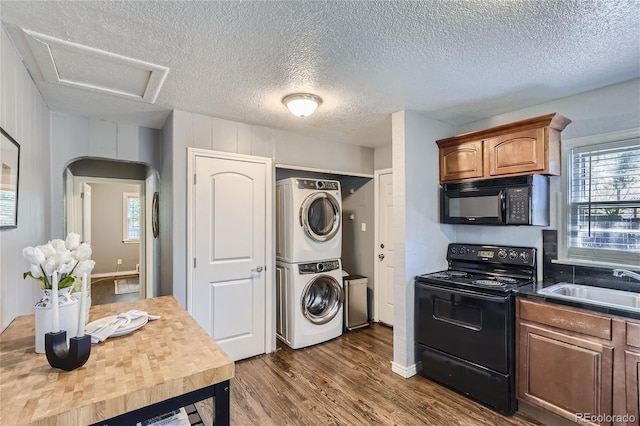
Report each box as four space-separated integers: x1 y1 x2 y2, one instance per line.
213 380 230 426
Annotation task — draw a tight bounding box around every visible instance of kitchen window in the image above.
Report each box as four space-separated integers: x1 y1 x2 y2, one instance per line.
566 133 640 265
123 192 140 243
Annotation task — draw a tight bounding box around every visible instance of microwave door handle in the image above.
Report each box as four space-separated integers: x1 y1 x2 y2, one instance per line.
500 190 507 223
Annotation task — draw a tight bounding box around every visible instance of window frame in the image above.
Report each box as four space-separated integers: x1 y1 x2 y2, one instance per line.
122 191 141 244
559 128 640 267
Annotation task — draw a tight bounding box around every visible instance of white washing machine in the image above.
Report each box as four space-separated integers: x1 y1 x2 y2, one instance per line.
276 178 342 263
276 259 343 349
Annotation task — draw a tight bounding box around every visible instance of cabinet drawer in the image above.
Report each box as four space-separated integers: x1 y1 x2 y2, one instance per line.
518 299 611 340
628 322 640 348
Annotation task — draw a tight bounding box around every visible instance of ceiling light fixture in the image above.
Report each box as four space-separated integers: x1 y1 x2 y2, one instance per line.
282 93 323 117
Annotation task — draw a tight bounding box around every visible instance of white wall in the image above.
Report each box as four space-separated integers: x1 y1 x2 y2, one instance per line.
451 78 640 276
162 110 377 306
50 114 160 239
391 110 456 376
0 28 51 331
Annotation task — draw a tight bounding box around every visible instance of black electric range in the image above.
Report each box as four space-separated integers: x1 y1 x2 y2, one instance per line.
414 243 537 416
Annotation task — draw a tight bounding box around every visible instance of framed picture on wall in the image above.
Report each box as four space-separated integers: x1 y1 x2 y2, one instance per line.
0 127 20 229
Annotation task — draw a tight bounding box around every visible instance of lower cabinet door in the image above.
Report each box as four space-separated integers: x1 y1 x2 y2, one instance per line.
627 350 640 426
518 323 614 426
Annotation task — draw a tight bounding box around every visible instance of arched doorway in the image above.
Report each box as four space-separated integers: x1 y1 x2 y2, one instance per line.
64 158 159 305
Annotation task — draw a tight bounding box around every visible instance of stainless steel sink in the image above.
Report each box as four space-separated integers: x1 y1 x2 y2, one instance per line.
537 283 640 313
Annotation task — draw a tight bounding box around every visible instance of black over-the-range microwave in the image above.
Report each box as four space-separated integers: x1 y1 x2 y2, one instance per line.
440 174 550 226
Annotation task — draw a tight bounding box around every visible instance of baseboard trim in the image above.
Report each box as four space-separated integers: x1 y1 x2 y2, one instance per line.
391 361 417 378
92 270 138 279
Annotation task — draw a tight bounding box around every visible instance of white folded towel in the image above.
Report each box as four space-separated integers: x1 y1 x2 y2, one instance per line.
87 310 160 344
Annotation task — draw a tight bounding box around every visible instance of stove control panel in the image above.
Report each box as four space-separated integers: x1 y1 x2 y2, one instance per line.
447 244 536 266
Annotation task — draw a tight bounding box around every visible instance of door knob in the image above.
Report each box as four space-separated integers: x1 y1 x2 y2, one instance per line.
252 265 264 273
378 254 385 260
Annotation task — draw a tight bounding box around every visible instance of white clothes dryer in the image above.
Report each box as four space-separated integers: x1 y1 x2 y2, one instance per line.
276 178 342 263
276 259 343 349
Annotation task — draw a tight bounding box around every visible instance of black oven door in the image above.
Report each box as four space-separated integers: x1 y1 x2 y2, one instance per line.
415 281 513 374
440 187 506 225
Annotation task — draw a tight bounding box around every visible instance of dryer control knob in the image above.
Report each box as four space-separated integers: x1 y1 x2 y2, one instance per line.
317 263 325 272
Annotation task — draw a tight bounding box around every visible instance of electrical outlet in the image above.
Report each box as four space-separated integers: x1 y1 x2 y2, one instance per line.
117 259 123 265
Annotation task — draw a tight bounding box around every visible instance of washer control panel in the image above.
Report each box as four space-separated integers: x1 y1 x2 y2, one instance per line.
298 260 340 274
296 179 340 191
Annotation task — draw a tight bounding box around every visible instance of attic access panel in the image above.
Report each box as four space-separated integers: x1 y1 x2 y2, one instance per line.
23 29 169 103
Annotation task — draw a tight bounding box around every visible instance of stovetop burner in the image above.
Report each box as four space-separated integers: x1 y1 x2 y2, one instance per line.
473 279 506 286
418 269 533 293
416 243 537 294
495 276 517 283
427 271 469 279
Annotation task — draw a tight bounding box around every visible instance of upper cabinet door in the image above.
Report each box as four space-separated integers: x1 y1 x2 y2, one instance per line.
436 113 570 183
487 128 545 176
439 140 484 183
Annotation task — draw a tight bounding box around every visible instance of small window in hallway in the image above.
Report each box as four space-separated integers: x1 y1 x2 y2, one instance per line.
123 192 140 242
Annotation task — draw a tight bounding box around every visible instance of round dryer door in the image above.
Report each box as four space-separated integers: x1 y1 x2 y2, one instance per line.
300 192 341 242
301 275 343 325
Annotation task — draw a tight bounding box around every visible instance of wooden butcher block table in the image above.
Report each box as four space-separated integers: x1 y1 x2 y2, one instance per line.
0 296 234 425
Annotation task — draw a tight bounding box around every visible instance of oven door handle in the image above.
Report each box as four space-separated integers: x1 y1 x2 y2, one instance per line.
433 314 482 331
417 282 509 303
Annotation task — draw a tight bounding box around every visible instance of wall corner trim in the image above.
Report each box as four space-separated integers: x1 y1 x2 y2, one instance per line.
391 361 417 378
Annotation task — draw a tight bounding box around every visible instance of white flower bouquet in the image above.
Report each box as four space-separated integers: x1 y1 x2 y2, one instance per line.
23 232 96 290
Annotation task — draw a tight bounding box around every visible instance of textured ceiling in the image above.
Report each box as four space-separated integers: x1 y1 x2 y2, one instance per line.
1 1 639 147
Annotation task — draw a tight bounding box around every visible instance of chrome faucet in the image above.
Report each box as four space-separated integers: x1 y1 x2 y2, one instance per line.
612 269 640 282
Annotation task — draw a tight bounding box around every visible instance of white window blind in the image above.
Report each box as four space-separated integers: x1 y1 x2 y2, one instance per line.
568 138 640 263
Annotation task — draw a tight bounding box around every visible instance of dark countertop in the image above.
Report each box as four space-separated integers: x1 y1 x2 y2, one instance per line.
515 282 640 321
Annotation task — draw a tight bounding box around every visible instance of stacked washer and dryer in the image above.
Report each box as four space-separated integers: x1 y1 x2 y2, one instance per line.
275 178 344 349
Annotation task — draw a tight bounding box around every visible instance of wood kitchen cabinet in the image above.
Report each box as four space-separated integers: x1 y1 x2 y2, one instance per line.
517 299 640 426
487 127 546 176
437 113 571 183
627 322 640 426
517 299 614 425
438 140 484 182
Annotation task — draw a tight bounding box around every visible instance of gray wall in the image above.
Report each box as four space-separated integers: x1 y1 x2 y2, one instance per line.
69 158 149 181
387 77 640 374
0 28 51 331
162 110 378 306
374 144 392 170
341 179 375 314
90 182 141 274
391 110 456 375
449 78 640 277
50 113 161 239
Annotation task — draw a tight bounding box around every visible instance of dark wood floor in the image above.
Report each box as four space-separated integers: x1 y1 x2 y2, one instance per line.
91 275 140 305
197 324 540 425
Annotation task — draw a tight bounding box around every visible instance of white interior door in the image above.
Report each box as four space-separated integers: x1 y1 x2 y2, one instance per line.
375 170 394 326
81 182 92 245
191 152 268 361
